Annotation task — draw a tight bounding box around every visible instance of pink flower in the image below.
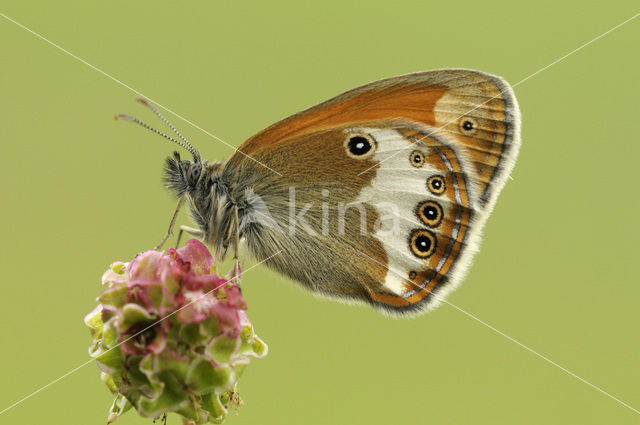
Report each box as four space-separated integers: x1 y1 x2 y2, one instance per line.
85 240 267 424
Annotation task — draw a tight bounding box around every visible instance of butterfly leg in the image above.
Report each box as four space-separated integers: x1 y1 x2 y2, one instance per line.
155 196 185 250
175 225 204 249
233 207 240 261
230 206 242 283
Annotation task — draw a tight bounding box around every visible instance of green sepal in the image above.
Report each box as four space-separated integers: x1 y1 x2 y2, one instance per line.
138 354 164 397
84 306 104 338
98 286 128 309
94 346 125 373
102 319 119 348
111 262 126 275
137 371 190 418
106 393 132 424
101 372 117 393
174 402 201 424
237 325 254 355
207 334 240 364
180 323 207 346
156 350 190 382
252 337 268 358
186 358 233 395
143 282 164 310
231 357 250 379
199 317 222 339
119 304 155 331
201 393 227 424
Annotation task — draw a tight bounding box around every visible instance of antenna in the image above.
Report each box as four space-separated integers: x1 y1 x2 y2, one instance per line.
116 99 201 162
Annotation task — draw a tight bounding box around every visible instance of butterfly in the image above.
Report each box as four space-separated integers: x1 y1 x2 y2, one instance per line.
118 69 521 316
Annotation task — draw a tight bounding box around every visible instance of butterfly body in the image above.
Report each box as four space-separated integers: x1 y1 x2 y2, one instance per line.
152 68 520 316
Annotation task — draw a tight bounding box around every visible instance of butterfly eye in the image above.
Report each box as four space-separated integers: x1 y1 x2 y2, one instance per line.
427 175 446 195
460 117 478 135
345 135 375 158
410 150 425 167
416 201 443 228
186 163 202 186
409 229 437 259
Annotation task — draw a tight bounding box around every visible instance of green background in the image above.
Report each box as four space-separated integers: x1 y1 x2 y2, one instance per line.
1 1 638 424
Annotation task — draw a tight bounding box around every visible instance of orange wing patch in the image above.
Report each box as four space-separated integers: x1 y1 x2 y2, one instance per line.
234 69 519 206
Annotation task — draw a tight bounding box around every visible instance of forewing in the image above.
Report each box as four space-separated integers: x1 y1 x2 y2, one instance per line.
232 68 520 208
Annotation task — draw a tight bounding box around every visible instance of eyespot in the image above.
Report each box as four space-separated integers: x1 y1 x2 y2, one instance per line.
186 163 202 186
416 201 443 228
345 135 375 158
460 117 478 135
408 271 417 280
427 175 446 195
410 150 425 168
409 229 437 259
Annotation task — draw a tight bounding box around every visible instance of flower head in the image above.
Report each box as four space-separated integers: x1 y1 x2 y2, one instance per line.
85 240 267 424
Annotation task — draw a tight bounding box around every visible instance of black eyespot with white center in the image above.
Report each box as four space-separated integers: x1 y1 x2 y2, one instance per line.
460 117 478 135
416 201 443 228
427 175 446 195
410 150 425 168
409 229 437 259
348 136 371 155
344 134 376 159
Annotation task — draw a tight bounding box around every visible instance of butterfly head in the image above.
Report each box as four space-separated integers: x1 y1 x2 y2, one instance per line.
116 99 230 252
164 151 205 196
164 150 225 216
164 151 234 262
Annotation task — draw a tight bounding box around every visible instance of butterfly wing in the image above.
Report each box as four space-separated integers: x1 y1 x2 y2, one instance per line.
231 69 520 207
223 69 520 315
